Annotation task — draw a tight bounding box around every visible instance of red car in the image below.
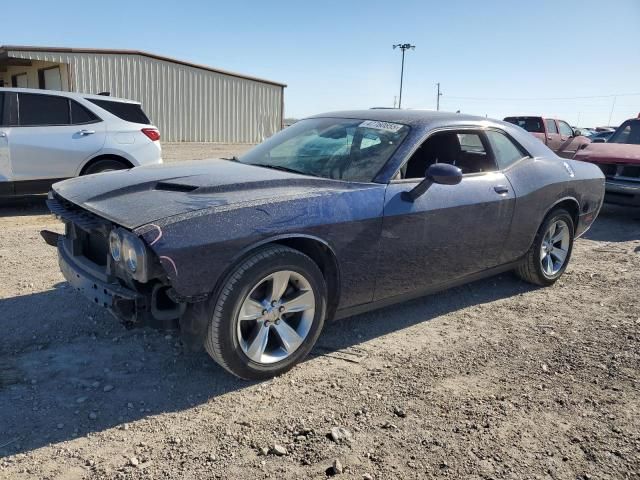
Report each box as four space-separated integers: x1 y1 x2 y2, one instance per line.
504 116 591 159
573 116 640 206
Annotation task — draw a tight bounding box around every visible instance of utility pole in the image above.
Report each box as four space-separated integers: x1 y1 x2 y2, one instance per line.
608 96 617 126
436 82 443 111
393 43 415 109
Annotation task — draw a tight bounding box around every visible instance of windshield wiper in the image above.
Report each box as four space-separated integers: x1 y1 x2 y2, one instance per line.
223 156 240 162
256 164 317 177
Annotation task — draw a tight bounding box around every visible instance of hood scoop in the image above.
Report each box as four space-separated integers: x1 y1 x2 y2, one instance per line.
154 181 199 193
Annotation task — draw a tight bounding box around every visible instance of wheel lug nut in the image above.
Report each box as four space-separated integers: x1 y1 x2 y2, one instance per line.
279 306 285 312
275 319 281 325
271 300 277 307
262 309 267 316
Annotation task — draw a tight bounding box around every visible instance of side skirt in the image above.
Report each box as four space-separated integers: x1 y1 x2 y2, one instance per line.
0 179 67 197
333 260 523 321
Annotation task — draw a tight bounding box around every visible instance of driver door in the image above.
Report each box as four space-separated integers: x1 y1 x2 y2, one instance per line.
374 130 516 301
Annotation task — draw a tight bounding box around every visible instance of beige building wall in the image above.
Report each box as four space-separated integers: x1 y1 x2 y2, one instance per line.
0 60 69 90
3 49 284 143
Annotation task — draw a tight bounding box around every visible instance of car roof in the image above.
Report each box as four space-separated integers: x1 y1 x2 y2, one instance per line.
307 109 497 128
0 87 140 104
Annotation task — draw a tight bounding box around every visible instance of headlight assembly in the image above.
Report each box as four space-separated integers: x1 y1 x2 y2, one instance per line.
110 228 150 281
109 230 122 262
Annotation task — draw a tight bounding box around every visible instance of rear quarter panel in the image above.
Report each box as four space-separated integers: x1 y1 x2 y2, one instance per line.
502 155 604 262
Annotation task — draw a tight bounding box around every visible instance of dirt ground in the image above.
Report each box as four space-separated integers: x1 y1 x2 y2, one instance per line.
0 144 639 479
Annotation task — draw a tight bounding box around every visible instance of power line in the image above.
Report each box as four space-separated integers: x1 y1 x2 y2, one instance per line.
444 92 640 101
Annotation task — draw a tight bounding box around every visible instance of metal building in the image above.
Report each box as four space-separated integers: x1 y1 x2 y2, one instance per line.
0 45 285 143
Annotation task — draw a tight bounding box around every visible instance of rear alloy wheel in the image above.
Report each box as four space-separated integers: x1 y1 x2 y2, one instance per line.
516 208 574 286
205 245 327 380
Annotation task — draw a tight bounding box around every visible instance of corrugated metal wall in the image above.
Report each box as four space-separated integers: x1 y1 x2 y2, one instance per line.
8 50 284 143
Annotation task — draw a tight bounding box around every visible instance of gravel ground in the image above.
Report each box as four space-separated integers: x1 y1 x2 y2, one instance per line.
0 144 639 479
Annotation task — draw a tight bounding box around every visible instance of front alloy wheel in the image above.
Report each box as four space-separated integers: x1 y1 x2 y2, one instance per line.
205 245 327 380
237 270 316 364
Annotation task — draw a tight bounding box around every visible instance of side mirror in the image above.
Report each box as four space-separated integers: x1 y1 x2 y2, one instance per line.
402 163 462 202
592 138 606 143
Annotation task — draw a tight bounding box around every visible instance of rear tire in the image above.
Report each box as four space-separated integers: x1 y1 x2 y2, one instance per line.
83 158 130 175
205 245 327 380
516 208 574 286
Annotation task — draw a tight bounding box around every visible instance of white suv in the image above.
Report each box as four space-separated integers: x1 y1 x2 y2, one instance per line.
0 88 162 196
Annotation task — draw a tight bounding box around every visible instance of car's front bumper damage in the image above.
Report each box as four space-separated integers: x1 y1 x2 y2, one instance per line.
57 237 147 322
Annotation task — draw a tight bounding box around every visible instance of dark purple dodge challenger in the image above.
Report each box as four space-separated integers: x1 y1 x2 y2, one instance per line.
43 110 605 379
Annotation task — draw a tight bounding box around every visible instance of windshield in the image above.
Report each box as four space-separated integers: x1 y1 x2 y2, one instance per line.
239 118 410 182
504 116 545 133
608 119 640 145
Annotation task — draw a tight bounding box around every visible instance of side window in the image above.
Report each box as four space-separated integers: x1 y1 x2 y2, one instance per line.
402 130 497 179
545 119 558 134
558 121 573 137
0 93 18 126
70 100 99 124
18 93 70 126
486 130 528 169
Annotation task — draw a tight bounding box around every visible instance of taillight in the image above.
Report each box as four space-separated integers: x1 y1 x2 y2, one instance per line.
141 128 160 141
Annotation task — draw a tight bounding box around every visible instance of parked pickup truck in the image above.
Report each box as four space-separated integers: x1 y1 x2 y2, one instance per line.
504 116 591 159
573 116 640 206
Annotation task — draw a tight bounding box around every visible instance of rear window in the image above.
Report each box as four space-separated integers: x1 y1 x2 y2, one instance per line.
504 116 545 134
609 119 640 145
87 99 150 124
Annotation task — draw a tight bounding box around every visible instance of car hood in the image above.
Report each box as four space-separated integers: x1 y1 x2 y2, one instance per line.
52 159 352 229
573 143 640 165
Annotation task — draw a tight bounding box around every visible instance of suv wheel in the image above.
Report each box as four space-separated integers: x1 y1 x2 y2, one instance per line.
205 245 327 380
83 158 129 175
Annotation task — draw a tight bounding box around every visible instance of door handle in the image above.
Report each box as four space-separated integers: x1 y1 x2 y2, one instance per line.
78 129 95 136
0 132 6 138
494 185 509 194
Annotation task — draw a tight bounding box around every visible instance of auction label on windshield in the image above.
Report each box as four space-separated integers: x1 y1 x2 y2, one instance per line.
359 120 404 133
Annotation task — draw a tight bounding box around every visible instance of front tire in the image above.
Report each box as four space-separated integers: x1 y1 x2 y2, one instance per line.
205 245 327 380
516 208 574 286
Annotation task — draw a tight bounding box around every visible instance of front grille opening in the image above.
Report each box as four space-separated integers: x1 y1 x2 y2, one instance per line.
598 164 617 176
82 231 108 266
620 166 640 178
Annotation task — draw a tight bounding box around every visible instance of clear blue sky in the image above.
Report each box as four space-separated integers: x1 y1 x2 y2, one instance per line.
4 0 639 126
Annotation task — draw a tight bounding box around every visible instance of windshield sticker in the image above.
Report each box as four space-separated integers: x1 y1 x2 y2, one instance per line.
359 120 404 133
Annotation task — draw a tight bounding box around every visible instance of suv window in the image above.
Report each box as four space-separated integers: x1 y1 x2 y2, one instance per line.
70 100 99 124
545 119 558 134
486 130 528 169
558 121 573 137
18 93 70 126
504 116 544 133
87 99 150 124
0 93 4 127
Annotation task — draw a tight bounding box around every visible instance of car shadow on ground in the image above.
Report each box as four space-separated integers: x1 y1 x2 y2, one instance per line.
0 196 49 218
583 204 640 243
0 271 536 457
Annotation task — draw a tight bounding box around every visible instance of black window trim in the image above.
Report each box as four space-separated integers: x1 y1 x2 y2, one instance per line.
14 92 102 127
